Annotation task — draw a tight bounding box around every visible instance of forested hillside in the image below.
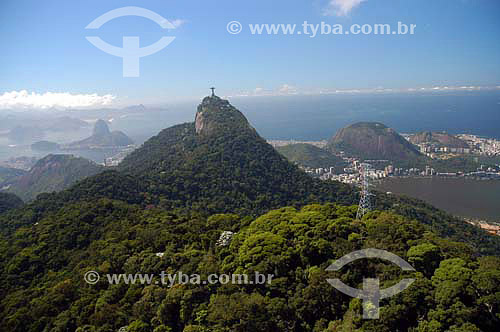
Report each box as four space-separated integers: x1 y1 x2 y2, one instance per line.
276 143 344 169
0 202 498 331
0 193 23 215
0 96 498 332
118 97 355 216
7 154 104 201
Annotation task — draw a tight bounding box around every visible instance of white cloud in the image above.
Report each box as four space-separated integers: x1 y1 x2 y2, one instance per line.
170 19 187 28
324 0 366 16
0 90 116 110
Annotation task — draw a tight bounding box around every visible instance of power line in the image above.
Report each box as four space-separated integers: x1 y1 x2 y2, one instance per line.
357 163 373 220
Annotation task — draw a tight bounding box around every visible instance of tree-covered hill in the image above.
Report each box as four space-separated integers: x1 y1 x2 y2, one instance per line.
276 143 345 169
118 96 355 216
7 154 105 201
0 193 23 215
0 201 497 331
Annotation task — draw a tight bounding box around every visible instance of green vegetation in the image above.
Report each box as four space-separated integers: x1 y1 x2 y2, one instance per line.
7 154 104 201
276 143 344 169
0 97 498 331
117 98 355 216
0 193 23 214
428 156 485 173
0 202 498 331
1 97 494 254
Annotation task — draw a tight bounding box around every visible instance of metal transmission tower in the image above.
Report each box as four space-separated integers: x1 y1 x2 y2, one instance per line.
356 163 373 220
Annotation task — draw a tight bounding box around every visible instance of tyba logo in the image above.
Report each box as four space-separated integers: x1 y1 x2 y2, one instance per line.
85 7 176 77
326 248 416 319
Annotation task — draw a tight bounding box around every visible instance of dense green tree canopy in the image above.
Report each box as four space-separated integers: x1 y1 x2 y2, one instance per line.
0 201 498 332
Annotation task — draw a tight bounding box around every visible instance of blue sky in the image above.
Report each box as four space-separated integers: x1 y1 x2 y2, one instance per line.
0 0 499 108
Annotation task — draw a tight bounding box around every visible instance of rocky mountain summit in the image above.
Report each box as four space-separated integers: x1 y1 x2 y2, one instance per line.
327 122 422 160
195 95 256 136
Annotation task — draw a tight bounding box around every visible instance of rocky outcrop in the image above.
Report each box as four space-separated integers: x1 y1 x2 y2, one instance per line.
327 122 421 161
194 96 255 136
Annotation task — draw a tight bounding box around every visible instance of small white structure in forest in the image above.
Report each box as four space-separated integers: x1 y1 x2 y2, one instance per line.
216 231 235 246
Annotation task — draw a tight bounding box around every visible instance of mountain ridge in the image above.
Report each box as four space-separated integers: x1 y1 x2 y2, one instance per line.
7 154 104 201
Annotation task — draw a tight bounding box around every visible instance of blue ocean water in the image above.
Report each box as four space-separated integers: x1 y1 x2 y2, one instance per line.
227 92 500 140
